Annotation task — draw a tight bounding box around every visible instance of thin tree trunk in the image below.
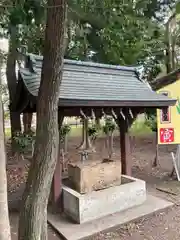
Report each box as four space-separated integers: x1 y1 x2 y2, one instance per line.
165 20 171 73
95 116 101 129
165 48 171 74
165 13 176 74
23 59 33 134
18 0 67 239
109 132 114 159
6 25 21 144
171 35 176 71
0 83 11 240
23 112 33 134
77 118 94 151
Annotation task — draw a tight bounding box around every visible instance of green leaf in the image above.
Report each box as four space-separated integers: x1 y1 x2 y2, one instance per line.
176 1 180 14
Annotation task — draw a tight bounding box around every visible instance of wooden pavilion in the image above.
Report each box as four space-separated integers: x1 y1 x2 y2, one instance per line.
13 53 176 205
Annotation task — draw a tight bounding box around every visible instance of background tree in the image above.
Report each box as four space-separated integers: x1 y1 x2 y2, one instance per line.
0 49 11 240
164 1 180 73
0 0 45 146
18 0 67 239
67 0 176 77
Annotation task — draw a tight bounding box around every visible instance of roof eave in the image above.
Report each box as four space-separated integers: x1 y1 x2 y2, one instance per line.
13 94 176 112
57 99 177 108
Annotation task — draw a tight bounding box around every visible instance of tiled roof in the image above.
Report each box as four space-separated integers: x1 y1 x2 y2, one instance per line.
18 53 176 107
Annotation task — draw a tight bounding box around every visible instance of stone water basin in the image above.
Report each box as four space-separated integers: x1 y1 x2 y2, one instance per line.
63 175 146 224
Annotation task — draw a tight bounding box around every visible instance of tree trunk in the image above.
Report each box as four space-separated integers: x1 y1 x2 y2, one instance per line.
6 25 21 143
23 113 33 134
104 132 114 160
109 132 114 159
95 116 101 129
0 53 11 240
165 13 176 74
77 118 94 151
171 35 176 71
0 102 11 240
165 49 171 74
165 19 171 73
40 208 47 240
18 1 67 240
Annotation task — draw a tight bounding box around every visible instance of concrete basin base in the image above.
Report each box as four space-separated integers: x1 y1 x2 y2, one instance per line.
63 175 146 224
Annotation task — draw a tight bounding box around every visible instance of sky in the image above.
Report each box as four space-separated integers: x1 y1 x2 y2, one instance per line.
0 38 8 52
0 38 8 84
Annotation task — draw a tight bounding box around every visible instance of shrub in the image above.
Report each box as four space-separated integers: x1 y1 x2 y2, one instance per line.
13 132 35 154
60 124 71 142
145 109 157 132
102 116 116 135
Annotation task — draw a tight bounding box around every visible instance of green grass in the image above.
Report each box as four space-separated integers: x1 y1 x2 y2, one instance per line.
69 119 152 137
5 128 11 138
130 120 152 136
69 125 82 137
5 119 152 139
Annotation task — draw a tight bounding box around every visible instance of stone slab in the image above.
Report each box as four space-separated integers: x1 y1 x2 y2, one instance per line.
156 180 180 195
68 160 122 194
63 175 146 223
48 194 174 240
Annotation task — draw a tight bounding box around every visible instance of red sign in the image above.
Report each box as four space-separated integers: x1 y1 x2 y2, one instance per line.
160 128 174 143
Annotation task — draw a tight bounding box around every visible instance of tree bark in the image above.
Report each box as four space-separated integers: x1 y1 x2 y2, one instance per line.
165 13 176 74
40 208 47 240
6 25 21 141
171 33 177 71
77 118 94 151
95 116 101 129
18 1 67 240
0 54 11 240
23 112 33 134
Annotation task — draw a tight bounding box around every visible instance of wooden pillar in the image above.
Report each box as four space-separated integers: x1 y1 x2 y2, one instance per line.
51 113 64 210
153 132 159 167
119 116 132 176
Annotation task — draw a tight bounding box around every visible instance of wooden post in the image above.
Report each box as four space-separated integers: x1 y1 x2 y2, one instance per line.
119 116 131 176
115 108 139 176
153 132 159 167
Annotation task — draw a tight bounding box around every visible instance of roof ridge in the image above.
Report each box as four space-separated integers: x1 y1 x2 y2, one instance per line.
17 54 176 109
27 53 136 72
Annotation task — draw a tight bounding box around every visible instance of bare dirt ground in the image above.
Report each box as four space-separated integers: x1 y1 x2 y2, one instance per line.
8 133 180 240
10 213 60 240
90 134 180 240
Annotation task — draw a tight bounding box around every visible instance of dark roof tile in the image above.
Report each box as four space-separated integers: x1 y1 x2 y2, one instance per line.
18 53 176 107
